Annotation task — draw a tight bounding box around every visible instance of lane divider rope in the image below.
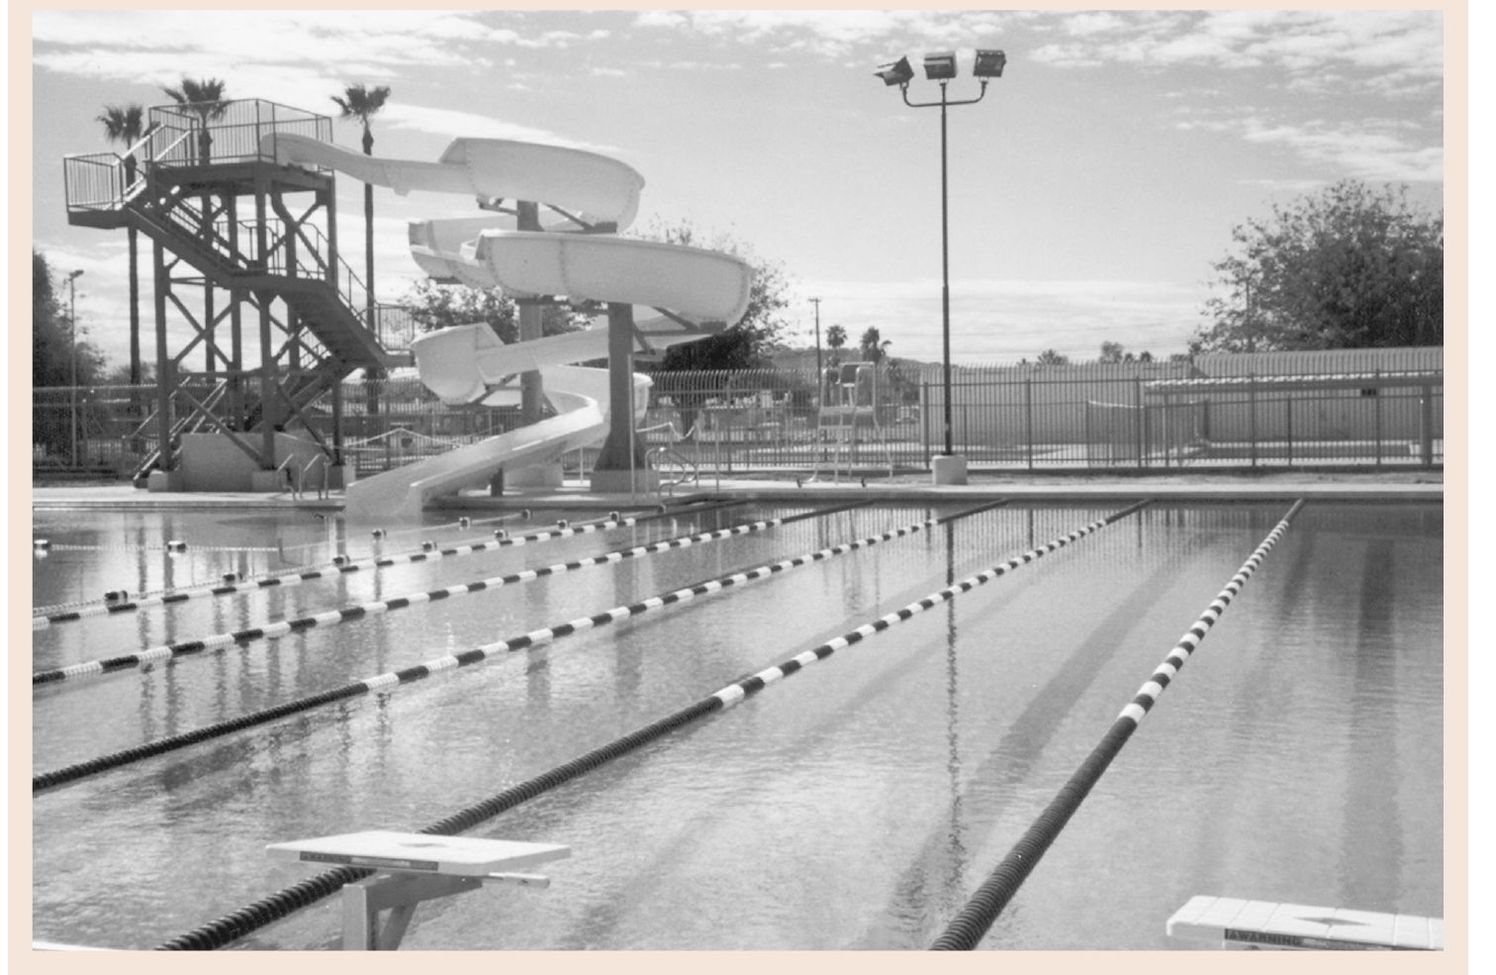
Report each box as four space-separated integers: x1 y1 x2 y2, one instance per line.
33 501 864 686
35 500 993 793
151 499 1140 951
28 511 537 615
32 500 741 631
928 499 1307 951
31 512 535 625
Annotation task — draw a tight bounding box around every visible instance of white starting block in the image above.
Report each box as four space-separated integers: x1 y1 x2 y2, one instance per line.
1167 895 1443 951
268 830 570 950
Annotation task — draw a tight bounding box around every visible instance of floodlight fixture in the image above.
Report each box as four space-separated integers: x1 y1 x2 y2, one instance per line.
874 56 914 87
923 51 958 81
973 49 1007 78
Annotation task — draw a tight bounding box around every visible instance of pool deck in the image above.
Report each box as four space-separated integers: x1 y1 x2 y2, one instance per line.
28 471 1443 514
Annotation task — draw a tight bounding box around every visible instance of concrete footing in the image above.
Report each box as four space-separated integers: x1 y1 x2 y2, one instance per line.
932 455 969 486
249 470 287 493
589 469 659 494
146 470 185 493
507 462 564 490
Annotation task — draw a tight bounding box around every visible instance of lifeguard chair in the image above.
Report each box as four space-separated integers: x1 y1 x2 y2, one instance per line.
806 361 893 484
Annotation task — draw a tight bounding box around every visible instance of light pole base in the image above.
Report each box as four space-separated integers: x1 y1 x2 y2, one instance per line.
932 454 968 486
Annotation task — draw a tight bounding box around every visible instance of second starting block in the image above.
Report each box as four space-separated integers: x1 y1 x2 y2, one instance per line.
268 830 570 950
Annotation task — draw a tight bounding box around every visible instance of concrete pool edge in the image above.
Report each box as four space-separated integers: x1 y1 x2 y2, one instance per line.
29 476 1443 513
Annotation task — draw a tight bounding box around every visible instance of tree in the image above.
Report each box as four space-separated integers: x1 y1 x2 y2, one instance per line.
1099 340 1125 363
859 326 891 363
825 323 847 364
1194 180 1442 353
640 220 793 372
403 279 590 340
98 104 151 389
34 252 107 457
405 279 519 339
33 251 69 388
1035 348 1070 366
331 83 392 331
161 77 228 163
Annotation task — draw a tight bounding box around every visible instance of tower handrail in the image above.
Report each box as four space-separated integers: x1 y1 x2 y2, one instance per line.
63 128 195 213
233 216 374 329
145 98 333 168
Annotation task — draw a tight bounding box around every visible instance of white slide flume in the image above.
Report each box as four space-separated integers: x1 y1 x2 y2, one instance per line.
261 132 644 230
274 131 754 519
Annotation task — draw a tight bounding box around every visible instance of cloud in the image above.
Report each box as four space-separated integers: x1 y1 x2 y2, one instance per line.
631 9 1018 60
1071 8 1439 82
1235 117 1443 183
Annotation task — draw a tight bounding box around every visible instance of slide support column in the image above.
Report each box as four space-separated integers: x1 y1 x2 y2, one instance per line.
591 301 653 493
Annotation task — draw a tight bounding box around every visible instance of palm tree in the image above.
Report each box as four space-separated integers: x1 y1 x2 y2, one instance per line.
332 83 393 414
161 77 228 163
859 326 891 364
98 104 149 390
825 323 847 365
331 83 392 333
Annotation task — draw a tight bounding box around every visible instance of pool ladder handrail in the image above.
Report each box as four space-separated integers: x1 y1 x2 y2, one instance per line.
641 421 704 498
279 453 332 500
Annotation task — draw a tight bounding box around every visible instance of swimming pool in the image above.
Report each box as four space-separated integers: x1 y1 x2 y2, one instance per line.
30 499 1443 950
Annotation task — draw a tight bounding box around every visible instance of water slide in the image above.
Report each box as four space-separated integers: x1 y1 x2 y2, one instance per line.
260 133 753 519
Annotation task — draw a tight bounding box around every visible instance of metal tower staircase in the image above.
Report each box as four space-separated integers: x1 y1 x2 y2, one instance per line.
63 99 396 483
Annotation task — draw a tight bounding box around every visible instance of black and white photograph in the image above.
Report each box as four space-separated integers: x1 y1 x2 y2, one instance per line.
20 2 1463 960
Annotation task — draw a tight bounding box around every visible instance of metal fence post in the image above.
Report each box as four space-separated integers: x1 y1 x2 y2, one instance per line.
1024 377 1034 471
1248 374 1258 469
1133 378 1145 470
1374 369 1383 467
1286 396 1294 467
1420 383 1435 468
922 379 931 470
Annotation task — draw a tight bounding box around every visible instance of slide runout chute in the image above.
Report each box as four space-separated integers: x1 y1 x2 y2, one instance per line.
260 132 644 230
344 325 661 519
344 391 605 520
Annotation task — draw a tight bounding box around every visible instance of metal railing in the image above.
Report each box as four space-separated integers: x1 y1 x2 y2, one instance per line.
32 361 1445 480
233 217 372 326
146 99 332 168
64 101 325 215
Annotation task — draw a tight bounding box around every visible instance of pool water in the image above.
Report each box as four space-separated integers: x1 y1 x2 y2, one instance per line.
29 500 1443 950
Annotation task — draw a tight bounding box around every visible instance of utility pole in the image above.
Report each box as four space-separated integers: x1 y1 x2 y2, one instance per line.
810 296 823 390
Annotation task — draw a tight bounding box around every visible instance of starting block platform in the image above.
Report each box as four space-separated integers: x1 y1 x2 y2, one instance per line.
1167 895 1443 951
269 830 569 877
269 830 570 949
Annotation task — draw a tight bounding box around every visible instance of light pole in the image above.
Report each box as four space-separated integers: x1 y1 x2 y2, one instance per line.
875 49 1005 485
809 296 824 393
67 269 84 467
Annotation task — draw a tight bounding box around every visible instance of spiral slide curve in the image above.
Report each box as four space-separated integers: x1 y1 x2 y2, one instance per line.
261 134 754 519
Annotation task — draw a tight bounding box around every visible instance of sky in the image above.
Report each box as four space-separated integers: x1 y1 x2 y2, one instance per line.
25 4 1449 368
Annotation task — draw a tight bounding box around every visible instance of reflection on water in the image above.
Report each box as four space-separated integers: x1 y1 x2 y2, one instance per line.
30 502 1442 950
